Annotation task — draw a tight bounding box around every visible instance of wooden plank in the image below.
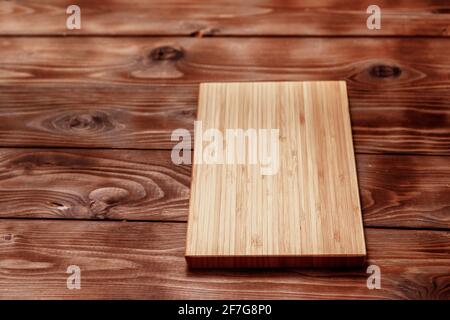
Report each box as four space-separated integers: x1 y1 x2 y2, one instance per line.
0 0 448 36
0 149 191 221
0 149 448 230
186 81 366 268
0 37 449 154
0 220 448 299
0 84 196 150
358 154 450 230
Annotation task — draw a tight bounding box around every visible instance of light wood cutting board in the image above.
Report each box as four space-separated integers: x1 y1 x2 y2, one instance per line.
186 81 366 268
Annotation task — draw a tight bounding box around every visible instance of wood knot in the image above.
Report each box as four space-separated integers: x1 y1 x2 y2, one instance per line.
69 114 102 129
370 64 402 78
88 187 130 218
432 7 450 14
49 111 115 134
150 46 184 61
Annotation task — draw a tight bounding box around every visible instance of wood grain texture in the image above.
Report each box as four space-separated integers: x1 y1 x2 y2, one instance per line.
358 154 450 230
0 149 447 230
0 37 449 154
0 220 448 299
0 149 190 221
0 83 196 149
187 81 366 267
0 0 448 36
0 0 447 301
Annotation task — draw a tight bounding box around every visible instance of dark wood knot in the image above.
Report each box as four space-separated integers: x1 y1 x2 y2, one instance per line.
69 114 102 129
432 8 450 14
150 46 184 61
88 187 130 218
370 64 402 78
50 111 115 134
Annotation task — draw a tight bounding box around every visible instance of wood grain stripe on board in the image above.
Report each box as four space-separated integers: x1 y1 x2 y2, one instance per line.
0 0 448 36
0 37 449 154
186 81 366 268
0 220 448 299
0 149 448 230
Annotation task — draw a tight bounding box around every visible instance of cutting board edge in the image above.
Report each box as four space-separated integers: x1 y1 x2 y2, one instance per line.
185 254 367 268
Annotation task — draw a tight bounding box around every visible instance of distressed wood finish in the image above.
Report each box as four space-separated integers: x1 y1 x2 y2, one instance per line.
0 220 448 299
186 81 366 267
0 0 448 299
0 38 449 154
358 154 450 230
0 149 190 221
0 0 448 36
0 149 448 230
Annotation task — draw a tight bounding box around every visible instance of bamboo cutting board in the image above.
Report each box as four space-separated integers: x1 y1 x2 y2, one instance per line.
186 81 366 268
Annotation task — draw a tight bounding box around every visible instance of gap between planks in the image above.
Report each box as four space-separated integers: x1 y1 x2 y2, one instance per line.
1 35 450 38
0 217 447 233
2 146 450 158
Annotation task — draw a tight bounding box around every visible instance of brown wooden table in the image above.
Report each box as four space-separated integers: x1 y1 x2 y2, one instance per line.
0 1 448 299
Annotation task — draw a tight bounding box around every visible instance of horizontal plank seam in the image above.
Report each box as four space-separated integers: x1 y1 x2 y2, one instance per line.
362 225 450 232
0 216 187 224
0 35 448 39
0 217 447 232
0 146 449 157
355 151 450 157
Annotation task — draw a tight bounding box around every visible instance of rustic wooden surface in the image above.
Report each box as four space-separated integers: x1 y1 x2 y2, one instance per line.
0 0 449 36
0 0 448 299
0 220 449 299
0 149 448 230
0 37 449 153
